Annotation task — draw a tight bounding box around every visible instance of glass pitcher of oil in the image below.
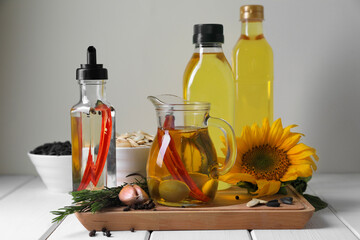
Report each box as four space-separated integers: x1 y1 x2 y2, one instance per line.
147 95 237 206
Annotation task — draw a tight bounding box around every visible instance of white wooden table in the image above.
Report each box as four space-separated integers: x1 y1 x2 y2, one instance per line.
0 174 359 240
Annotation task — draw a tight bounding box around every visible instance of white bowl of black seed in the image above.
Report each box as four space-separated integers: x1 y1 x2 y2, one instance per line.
28 141 72 193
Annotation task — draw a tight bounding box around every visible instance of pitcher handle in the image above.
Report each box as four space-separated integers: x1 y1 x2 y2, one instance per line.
206 116 237 176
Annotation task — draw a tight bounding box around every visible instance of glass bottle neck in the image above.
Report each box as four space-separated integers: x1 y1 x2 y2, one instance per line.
194 43 223 54
241 21 264 39
78 80 107 104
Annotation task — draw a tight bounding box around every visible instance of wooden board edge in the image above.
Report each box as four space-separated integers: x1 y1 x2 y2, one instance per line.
288 185 315 213
75 186 315 231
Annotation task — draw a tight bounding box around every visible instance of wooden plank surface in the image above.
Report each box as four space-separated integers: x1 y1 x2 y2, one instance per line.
309 174 360 238
1 174 359 240
150 230 251 240
0 175 35 199
0 177 72 240
251 184 359 240
48 214 150 240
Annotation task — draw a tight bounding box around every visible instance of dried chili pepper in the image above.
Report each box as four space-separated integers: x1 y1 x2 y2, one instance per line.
77 101 112 191
157 115 210 202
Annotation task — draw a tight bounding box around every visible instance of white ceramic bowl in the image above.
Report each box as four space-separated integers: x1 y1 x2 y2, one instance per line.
28 152 72 193
116 146 150 185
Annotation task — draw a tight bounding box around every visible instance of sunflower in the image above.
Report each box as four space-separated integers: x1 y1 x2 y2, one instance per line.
220 118 319 197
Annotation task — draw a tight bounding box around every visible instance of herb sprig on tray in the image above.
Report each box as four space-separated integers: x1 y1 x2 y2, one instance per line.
51 175 148 223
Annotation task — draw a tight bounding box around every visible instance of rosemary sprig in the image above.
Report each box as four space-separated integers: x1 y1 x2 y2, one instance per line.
51 175 148 223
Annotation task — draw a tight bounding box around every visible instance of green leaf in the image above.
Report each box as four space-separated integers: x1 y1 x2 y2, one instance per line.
302 176 312 183
277 186 287 195
303 194 328 212
290 178 308 194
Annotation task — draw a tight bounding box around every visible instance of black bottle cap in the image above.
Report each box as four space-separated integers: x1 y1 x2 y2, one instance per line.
193 24 224 44
76 46 108 80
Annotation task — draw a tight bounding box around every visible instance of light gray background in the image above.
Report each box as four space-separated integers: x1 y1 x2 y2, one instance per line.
0 0 359 175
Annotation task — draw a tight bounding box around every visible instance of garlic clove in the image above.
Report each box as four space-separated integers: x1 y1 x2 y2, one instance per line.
119 185 138 205
133 184 149 203
118 184 149 206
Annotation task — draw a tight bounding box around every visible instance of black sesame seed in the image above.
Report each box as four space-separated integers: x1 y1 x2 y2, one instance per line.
130 228 135 232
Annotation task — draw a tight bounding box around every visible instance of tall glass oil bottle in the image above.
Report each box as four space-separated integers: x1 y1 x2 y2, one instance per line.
232 5 273 136
183 24 235 159
71 46 116 191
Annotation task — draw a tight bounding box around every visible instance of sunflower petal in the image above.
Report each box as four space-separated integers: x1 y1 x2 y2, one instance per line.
220 136 227 156
236 137 248 155
268 119 283 146
276 124 298 148
280 167 299 182
288 149 319 162
281 164 313 182
261 118 270 144
251 179 281 197
219 173 257 185
290 157 317 171
287 143 313 154
251 123 261 147
242 126 253 150
279 134 302 151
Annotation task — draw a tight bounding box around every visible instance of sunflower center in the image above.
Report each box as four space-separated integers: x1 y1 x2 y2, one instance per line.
241 144 290 180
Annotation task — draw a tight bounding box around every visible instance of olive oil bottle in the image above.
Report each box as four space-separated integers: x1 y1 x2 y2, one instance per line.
232 5 273 136
183 24 235 158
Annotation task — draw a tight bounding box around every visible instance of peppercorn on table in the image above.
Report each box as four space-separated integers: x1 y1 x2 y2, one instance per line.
0 174 359 240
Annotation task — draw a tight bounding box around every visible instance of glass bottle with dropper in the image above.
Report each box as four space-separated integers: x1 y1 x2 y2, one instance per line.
232 5 274 137
71 46 116 191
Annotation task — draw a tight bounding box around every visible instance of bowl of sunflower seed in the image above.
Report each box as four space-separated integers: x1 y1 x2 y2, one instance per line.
116 130 154 185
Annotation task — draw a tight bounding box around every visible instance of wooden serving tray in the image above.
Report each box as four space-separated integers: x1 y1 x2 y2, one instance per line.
75 186 314 230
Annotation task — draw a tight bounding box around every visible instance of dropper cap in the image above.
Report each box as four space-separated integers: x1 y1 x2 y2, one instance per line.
76 46 108 80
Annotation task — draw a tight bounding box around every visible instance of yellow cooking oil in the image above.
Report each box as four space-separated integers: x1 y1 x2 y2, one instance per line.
232 5 273 137
183 50 235 159
184 25 235 190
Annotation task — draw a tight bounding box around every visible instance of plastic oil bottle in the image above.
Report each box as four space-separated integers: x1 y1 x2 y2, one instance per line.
232 5 273 136
183 24 235 159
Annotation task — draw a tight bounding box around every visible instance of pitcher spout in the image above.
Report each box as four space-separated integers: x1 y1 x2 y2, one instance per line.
147 94 185 108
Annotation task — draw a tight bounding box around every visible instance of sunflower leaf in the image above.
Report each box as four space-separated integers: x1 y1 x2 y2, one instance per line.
301 176 312 183
303 194 328 212
277 186 287 195
290 178 308 194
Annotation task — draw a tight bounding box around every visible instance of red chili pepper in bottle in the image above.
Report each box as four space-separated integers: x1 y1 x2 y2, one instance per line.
71 46 116 191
